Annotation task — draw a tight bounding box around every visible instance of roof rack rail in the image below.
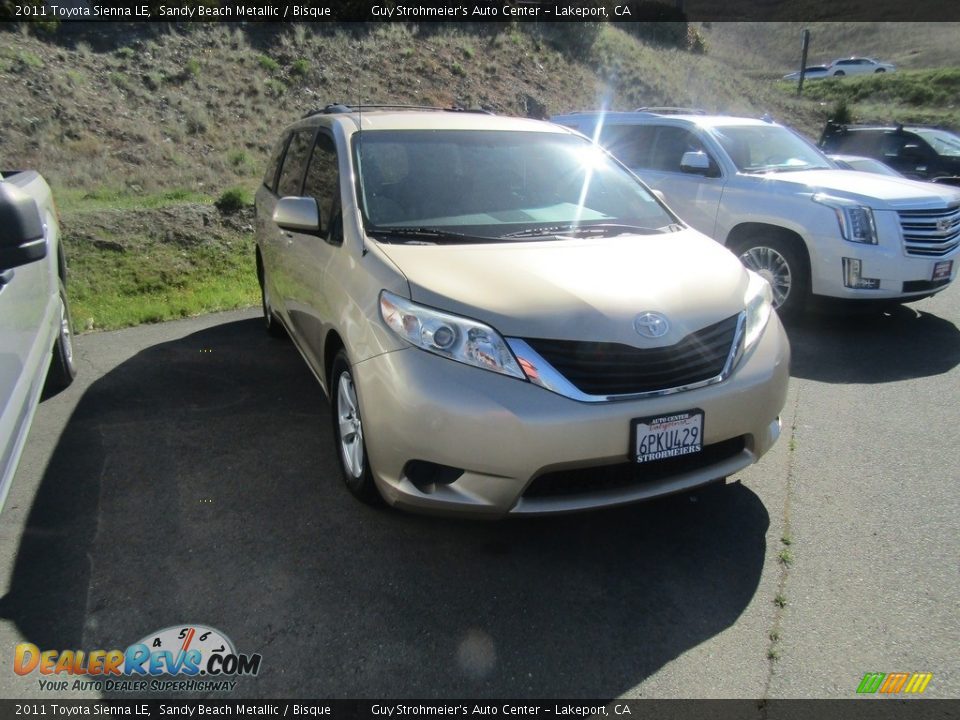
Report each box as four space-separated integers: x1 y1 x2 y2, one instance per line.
302 103 494 118
634 107 707 115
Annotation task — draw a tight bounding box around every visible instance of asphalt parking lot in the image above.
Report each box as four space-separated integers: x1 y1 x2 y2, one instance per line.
0 288 957 700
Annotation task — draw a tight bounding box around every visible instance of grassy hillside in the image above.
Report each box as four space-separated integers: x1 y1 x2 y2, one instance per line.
1 21 958 330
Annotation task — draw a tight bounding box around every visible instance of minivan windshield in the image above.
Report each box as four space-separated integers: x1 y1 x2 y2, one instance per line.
710 125 833 173
353 130 678 242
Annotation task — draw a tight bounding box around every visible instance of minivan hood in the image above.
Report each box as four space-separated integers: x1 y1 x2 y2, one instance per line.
755 169 960 210
376 230 748 346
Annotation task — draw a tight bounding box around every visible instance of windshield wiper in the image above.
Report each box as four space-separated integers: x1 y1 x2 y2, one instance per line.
366 227 500 244
501 223 664 239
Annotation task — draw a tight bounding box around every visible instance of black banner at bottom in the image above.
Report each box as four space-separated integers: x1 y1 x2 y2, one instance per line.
1 700 957 720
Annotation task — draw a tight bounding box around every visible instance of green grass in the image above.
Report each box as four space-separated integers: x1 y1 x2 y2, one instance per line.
67 236 259 331
785 69 960 129
56 187 213 213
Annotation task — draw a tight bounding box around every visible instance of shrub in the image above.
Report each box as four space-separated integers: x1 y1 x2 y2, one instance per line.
831 98 852 125
258 55 279 72
291 59 310 76
215 186 251 214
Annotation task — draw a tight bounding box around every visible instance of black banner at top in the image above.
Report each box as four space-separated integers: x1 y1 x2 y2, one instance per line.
3 0 960 22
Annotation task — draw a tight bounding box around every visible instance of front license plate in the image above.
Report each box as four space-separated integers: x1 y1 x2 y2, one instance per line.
932 260 953 282
631 410 704 464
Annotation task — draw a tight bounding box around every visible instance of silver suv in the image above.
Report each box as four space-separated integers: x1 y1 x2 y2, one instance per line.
552 111 960 316
254 105 790 517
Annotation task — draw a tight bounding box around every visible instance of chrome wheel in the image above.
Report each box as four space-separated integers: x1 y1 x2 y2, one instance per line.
337 371 364 479
739 246 792 308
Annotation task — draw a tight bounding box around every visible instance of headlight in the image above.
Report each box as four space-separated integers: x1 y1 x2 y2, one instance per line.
813 193 878 244
743 270 773 353
379 290 526 380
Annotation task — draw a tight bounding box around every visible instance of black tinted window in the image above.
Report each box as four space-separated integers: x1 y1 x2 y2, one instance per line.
647 127 706 172
276 129 315 197
302 133 339 231
598 125 656 167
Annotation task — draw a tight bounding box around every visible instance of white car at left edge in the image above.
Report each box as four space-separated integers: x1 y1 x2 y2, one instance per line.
0 170 76 513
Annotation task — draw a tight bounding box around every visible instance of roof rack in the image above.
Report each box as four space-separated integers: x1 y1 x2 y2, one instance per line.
634 107 707 115
302 103 494 118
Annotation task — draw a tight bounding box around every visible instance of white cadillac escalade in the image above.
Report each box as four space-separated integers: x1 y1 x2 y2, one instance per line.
552 111 960 316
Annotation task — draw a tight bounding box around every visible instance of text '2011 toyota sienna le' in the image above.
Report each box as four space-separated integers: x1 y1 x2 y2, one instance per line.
254 105 790 517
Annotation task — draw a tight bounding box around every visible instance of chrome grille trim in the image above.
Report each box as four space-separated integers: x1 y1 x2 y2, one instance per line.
507 312 746 403
898 204 960 257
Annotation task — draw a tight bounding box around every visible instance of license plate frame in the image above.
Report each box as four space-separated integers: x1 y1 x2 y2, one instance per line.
631 409 704 464
932 260 953 282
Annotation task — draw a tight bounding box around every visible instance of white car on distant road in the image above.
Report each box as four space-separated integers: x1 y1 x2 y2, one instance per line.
782 65 830 82
828 57 896 76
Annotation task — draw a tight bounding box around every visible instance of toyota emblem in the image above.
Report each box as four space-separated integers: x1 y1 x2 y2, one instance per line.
634 312 670 338
936 217 952 233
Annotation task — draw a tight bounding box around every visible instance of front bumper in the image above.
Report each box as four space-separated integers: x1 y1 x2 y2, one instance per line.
352 314 790 518
808 214 959 300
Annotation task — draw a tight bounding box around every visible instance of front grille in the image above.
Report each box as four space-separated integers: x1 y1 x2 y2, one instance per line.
523 314 740 396
523 436 746 498
898 204 960 257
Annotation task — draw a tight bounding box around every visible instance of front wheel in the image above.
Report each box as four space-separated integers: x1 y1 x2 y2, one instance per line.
833 70 846 76
732 235 809 318
43 278 77 396
330 350 381 505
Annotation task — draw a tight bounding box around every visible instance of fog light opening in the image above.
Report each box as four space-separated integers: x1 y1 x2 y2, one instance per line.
842 257 881 290
404 460 465 493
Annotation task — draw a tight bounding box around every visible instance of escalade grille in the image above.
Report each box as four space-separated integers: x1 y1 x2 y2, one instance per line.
523 314 740 397
898 204 960 257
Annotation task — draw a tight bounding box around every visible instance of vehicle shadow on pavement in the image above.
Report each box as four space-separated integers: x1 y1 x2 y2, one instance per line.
785 303 960 384
0 318 769 698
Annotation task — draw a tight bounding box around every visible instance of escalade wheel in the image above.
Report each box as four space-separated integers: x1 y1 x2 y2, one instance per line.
331 350 381 505
734 236 809 318
43 278 77 396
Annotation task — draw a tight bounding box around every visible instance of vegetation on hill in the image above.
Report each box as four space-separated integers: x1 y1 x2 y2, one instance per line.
1 21 957 330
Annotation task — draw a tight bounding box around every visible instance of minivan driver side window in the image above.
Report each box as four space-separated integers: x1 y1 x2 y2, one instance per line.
302 133 340 236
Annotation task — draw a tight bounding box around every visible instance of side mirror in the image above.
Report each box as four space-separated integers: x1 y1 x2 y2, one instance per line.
680 151 713 175
273 197 321 235
0 182 47 271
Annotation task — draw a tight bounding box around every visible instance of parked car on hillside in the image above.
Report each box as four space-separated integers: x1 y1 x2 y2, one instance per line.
820 122 960 186
827 57 896 76
782 65 830 82
551 110 960 317
0 170 76 512
254 104 790 517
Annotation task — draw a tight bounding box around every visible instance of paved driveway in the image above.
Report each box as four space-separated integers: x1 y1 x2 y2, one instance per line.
0 287 957 700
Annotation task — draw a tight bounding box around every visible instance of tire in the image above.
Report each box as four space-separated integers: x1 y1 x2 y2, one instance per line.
732 234 810 319
330 350 381 505
875 68 886 73
256 251 285 338
43 278 77 396
833 70 845 76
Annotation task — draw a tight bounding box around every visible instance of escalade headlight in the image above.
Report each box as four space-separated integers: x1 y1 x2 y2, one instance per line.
813 193 878 244
743 270 773 353
379 290 526 379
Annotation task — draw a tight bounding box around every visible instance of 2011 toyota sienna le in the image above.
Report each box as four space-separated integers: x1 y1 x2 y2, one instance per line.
254 104 790 517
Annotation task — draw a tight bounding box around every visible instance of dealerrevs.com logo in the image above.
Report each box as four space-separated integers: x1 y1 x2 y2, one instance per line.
14 624 262 693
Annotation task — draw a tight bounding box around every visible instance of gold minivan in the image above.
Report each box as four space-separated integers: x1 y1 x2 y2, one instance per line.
254 105 790 517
